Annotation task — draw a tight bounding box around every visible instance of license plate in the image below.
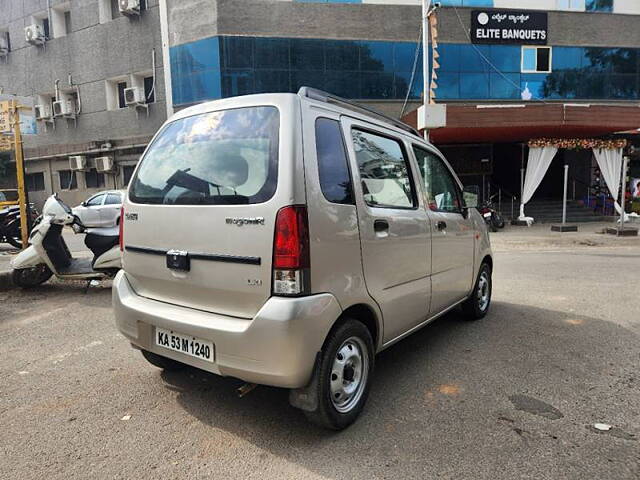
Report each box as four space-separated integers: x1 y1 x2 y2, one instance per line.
483 212 492 218
155 328 214 363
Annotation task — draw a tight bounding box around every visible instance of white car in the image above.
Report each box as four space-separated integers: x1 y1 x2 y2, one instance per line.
72 190 124 228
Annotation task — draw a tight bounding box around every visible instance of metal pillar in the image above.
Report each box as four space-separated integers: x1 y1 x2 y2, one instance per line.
619 156 629 227
562 164 568 225
10 100 29 248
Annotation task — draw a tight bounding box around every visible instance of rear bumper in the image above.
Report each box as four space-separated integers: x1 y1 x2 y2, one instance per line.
112 270 342 388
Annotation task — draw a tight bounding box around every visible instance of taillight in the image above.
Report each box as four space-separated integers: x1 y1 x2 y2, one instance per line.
119 207 124 251
272 205 309 296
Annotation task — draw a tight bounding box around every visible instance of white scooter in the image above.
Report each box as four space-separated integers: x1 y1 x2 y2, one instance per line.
11 194 121 288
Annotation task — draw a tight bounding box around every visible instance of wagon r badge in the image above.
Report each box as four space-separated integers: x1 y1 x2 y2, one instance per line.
226 217 265 226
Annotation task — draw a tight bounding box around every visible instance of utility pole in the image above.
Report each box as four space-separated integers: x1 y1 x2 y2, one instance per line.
10 100 29 248
422 0 431 142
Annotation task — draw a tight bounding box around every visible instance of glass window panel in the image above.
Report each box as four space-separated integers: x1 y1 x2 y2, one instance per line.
359 41 394 72
221 70 255 97
583 47 614 72
394 42 423 73
86 194 104 206
222 37 254 69
105 193 122 205
552 47 584 71
325 70 361 98
172 69 222 105
521 73 549 100
361 72 394 99
394 71 423 100
460 72 489 99
435 72 460 100
576 73 607 98
462 0 494 5
459 45 491 73
291 39 326 70
541 71 579 99
351 130 415 209
490 73 521 99
437 43 460 72
254 70 291 94
325 40 359 71
291 70 326 92
607 48 637 74
537 48 551 72
586 0 613 12
489 45 520 72
522 47 537 72
607 74 638 99
315 118 353 205
255 38 290 69
170 38 221 74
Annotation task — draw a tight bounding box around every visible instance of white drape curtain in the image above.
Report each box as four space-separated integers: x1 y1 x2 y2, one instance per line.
592 148 623 215
519 146 558 221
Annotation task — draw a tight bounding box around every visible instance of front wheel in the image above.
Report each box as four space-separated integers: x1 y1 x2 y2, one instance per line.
461 263 492 320
12 264 53 288
304 319 374 430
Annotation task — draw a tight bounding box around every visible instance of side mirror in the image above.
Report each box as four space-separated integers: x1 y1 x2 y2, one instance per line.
81 201 87 207
463 185 480 209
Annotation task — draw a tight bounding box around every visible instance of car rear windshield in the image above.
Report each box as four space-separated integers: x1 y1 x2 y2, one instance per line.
130 106 279 205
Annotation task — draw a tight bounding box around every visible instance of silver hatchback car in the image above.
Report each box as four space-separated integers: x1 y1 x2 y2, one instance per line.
113 88 492 430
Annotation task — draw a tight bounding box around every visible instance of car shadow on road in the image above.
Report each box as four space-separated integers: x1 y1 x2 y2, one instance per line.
159 301 639 478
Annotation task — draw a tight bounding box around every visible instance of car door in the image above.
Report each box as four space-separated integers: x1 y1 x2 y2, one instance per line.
412 146 475 315
80 193 105 227
343 118 432 344
99 192 122 227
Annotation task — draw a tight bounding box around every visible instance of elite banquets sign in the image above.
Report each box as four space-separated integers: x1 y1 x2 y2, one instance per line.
471 10 548 45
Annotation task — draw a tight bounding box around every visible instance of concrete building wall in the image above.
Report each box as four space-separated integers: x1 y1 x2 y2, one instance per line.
0 0 166 206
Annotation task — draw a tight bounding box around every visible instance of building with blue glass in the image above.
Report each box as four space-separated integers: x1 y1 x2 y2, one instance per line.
164 0 640 212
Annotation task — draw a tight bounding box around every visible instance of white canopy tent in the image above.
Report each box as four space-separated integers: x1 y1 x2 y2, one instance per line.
518 140 628 225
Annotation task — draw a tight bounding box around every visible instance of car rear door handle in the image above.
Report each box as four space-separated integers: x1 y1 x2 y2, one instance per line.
436 220 447 231
374 219 389 233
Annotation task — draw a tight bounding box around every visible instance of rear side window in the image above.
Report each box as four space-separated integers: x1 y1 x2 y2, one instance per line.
105 193 121 205
130 106 279 205
315 118 353 205
351 129 415 209
413 147 462 213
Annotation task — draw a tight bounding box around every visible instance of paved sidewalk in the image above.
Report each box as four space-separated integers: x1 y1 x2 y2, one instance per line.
491 221 639 252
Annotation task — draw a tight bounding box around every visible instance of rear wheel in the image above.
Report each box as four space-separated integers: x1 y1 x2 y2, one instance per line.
304 319 374 430
141 349 186 371
5 219 23 249
12 264 52 288
461 263 492 320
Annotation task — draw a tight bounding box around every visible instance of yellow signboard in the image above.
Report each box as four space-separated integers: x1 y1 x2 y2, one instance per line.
0 101 11 134
0 134 12 152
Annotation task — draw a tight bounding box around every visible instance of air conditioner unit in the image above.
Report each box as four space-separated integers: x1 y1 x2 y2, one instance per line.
94 156 115 173
124 87 146 106
34 104 53 121
69 155 88 171
25 24 46 45
53 98 76 117
119 0 141 16
0 35 9 56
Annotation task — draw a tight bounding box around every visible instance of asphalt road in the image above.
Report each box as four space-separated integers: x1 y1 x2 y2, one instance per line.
1 245 638 479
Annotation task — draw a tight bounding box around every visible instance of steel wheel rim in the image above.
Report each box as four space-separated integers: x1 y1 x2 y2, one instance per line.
329 336 368 414
477 270 490 311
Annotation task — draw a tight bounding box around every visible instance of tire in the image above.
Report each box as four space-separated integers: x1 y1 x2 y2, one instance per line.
461 263 492 320
12 264 53 288
486 217 498 232
304 319 374 430
4 219 23 249
141 349 186 371
494 212 505 229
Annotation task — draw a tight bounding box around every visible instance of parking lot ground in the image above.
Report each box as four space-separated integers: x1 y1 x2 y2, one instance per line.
1 241 639 479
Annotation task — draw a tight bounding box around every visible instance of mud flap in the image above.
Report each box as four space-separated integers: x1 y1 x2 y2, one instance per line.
288 352 321 412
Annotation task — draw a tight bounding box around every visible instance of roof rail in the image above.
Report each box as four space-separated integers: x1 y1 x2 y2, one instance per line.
298 87 422 138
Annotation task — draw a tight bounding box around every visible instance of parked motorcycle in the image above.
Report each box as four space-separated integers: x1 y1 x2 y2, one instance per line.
11 194 121 288
478 197 505 233
0 204 38 249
